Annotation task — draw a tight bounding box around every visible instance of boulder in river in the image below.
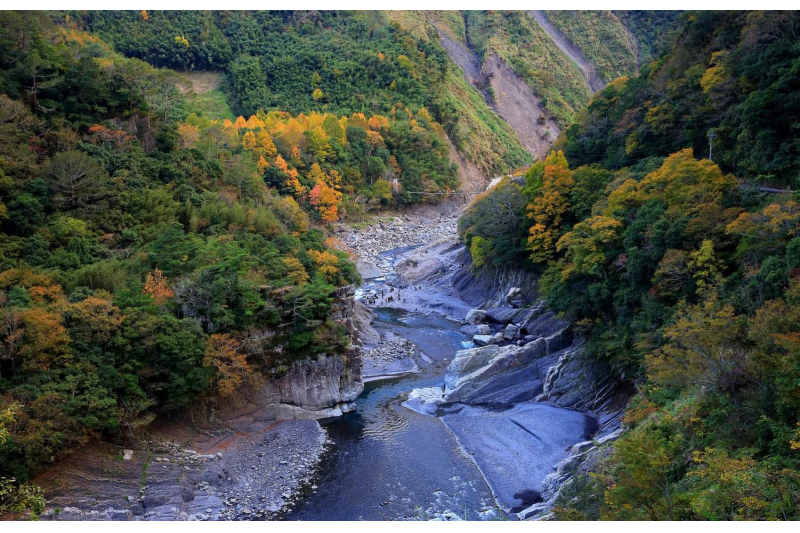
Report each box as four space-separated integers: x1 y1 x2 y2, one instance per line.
472 334 494 346
460 324 490 336
464 308 487 325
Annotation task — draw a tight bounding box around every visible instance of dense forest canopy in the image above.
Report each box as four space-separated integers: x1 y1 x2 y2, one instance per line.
560 10 800 187
66 10 532 176
0 11 372 499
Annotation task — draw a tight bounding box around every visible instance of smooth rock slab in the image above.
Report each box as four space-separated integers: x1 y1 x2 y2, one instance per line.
401 387 445 416
362 356 420 382
440 402 596 514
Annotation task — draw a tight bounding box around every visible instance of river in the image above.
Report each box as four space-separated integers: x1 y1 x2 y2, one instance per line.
284 248 499 521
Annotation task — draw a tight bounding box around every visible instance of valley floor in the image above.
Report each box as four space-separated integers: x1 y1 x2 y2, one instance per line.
39 206 618 521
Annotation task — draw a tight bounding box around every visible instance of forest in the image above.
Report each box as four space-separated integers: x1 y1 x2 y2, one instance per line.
459 10 800 520
0 11 395 512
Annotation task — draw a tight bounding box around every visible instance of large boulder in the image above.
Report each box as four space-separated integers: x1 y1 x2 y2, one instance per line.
401 387 445 416
504 324 520 340
472 334 495 346
394 255 447 288
521 310 568 339
444 341 548 403
464 308 487 325
460 324 490 336
486 306 518 324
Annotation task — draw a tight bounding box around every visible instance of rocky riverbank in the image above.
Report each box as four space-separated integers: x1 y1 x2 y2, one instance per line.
39 419 328 521
336 212 459 278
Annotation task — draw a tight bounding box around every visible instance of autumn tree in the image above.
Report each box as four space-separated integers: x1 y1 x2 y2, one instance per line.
256 129 277 157
308 249 340 282
143 269 175 305
69 296 124 351
556 215 622 280
526 151 574 263
646 295 749 393
309 179 342 222
203 333 251 396
242 130 256 150
18 307 71 372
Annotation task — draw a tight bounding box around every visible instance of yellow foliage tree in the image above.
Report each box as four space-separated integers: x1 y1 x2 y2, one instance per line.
526 151 574 263
308 249 340 282
282 256 310 286
19 308 71 372
233 115 247 130
256 129 277 157
257 155 270 174
203 334 251 396
556 215 622 280
242 130 256 150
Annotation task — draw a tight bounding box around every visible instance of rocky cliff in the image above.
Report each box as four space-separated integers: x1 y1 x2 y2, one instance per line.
261 285 364 420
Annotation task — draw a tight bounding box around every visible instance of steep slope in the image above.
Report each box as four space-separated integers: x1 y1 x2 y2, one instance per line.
438 29 560 159
560 10 800 184
385 11 532 173
465 10 591 127
528 10 605 93
461 11 800 521
481 52 561 157
613 10 682 64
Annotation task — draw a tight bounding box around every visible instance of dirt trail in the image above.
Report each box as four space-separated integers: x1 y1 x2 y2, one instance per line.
528 10 605 93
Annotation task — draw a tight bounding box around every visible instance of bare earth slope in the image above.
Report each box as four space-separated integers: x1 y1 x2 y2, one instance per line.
438 32 559 159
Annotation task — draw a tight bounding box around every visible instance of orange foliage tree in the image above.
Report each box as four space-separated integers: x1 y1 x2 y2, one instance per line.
203 334 251 396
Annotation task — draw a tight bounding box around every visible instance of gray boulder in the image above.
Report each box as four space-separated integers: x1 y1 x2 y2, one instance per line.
472 334 495 346
504 324 520 340
460 324 491 336
464 308 487 325
486 306 518 324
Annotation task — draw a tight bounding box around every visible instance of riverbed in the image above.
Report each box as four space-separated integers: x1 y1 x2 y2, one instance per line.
284 306 498 521
284 243 498 521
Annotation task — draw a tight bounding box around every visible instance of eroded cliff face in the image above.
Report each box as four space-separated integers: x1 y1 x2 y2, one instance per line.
450 247 540 309
261 285 364 420
438 30 560 160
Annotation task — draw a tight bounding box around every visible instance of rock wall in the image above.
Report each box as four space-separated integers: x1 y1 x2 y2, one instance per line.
261 285 364 420
451 246 540 308
406 247 630 519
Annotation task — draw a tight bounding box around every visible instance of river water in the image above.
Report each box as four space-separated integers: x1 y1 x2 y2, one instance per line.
284 308 497 521
284 243 498 521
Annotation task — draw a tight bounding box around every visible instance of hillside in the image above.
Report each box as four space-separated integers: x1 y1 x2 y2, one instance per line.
460 10 800 520
0 11 365 506
559 10 800 185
